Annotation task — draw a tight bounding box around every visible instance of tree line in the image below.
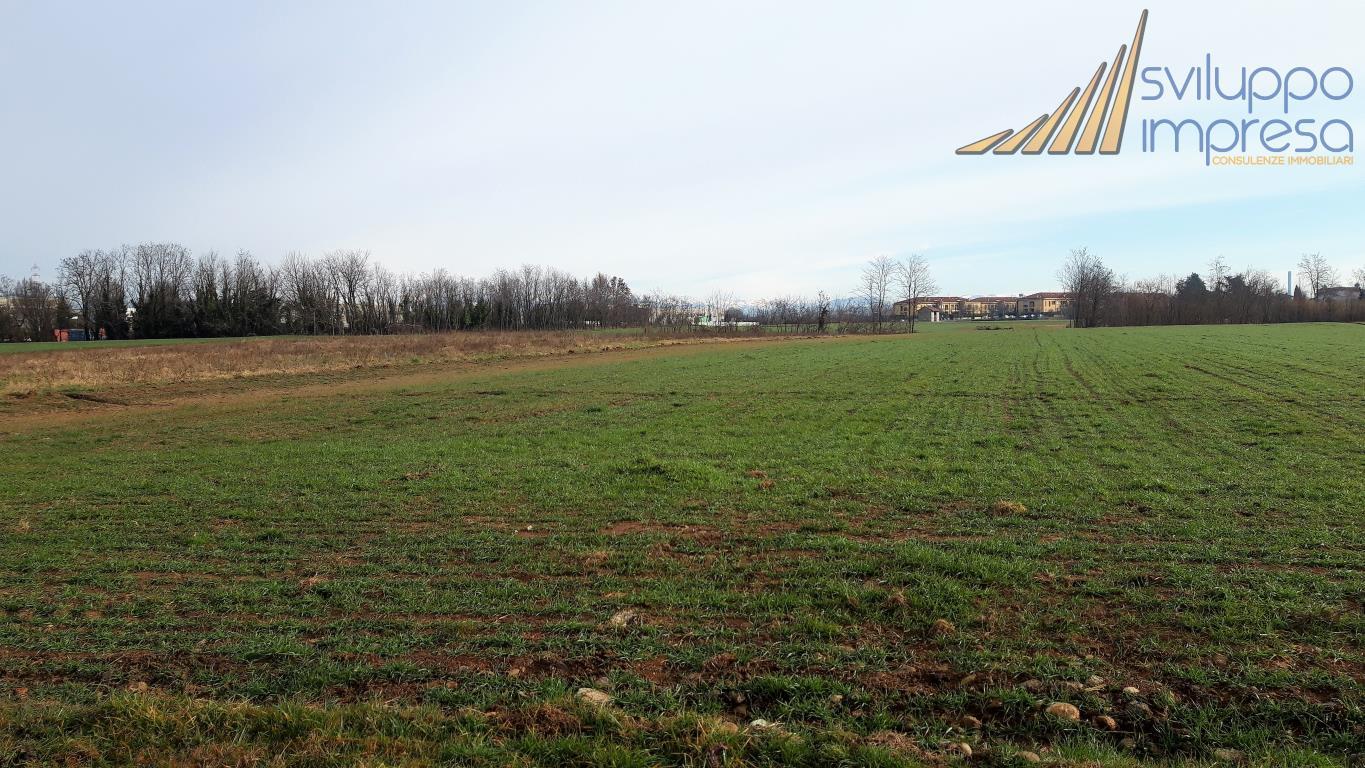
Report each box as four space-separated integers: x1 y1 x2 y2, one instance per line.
3 243 1362 342
0 245 655 341
0 244 910 343
1059 249 1365 327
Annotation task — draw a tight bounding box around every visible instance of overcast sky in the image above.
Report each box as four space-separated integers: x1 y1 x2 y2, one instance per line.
2 0 1362 298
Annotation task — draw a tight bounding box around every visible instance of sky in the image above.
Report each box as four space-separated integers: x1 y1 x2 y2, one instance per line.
2 0 1363 299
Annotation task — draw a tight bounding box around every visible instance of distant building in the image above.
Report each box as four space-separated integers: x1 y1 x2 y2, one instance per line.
693 313 758 328
1319 286 1363 303
890 293 1075 319
1018 292 1073 316
917 306 941 323
891 296 964 318
961 296 1020 317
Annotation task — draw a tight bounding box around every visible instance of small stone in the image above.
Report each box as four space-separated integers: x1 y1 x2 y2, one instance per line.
1045 702 1081 721
1093 714 1118 730
575 687 613 707
930 618 957 636
1122 686 1141 696
1022 679 1045 693
1213 748 1246 763
960 714 982 729
607 609 642 628
1017 751 1041 763
1086 674 1105 687
1063 680 1085 692
951 742 972 758
829 694 844 705
959 673 979 687
750 718 777 729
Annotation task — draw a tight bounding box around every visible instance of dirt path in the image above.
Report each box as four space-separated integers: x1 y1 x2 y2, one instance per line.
1 334 852 434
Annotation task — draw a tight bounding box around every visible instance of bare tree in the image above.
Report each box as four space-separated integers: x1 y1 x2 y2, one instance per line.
1058 247 1116 328
59 248 130 339
894 254 937 333
0 275 16 341
1123 274 1175 326
705 290 736 325
1296 253 1339 298
1226 269 1279 323
860 255 894 332
1206 255 1229 293
1204 254 1231 320
9 276 69 341
1353 266 1365 288
279 251 332 334
130 242 194 338
59 250 102 338
361 263 397 332
640 291 695 329
323 249 372 332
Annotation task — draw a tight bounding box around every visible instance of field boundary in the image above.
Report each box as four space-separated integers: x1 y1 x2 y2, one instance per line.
0 333 854 434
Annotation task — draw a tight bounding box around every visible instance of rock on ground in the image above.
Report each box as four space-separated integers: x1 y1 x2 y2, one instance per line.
1045 702 1081 721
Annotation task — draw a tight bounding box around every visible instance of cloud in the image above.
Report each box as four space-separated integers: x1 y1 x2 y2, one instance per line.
1 0 1361 294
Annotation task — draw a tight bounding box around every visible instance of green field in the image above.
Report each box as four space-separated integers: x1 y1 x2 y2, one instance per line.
2 323 1362 766
0 319 1058 355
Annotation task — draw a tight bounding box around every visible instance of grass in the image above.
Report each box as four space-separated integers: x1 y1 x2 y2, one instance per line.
1 322 1362 766
0 328 761 397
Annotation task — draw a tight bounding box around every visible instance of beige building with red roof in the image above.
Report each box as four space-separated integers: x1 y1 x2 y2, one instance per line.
891 296 964 317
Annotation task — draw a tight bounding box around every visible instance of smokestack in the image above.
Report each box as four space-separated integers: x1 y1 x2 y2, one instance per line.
1287 271 1293 295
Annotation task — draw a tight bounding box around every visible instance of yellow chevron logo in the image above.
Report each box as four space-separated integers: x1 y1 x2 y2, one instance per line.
958 10 1148 156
